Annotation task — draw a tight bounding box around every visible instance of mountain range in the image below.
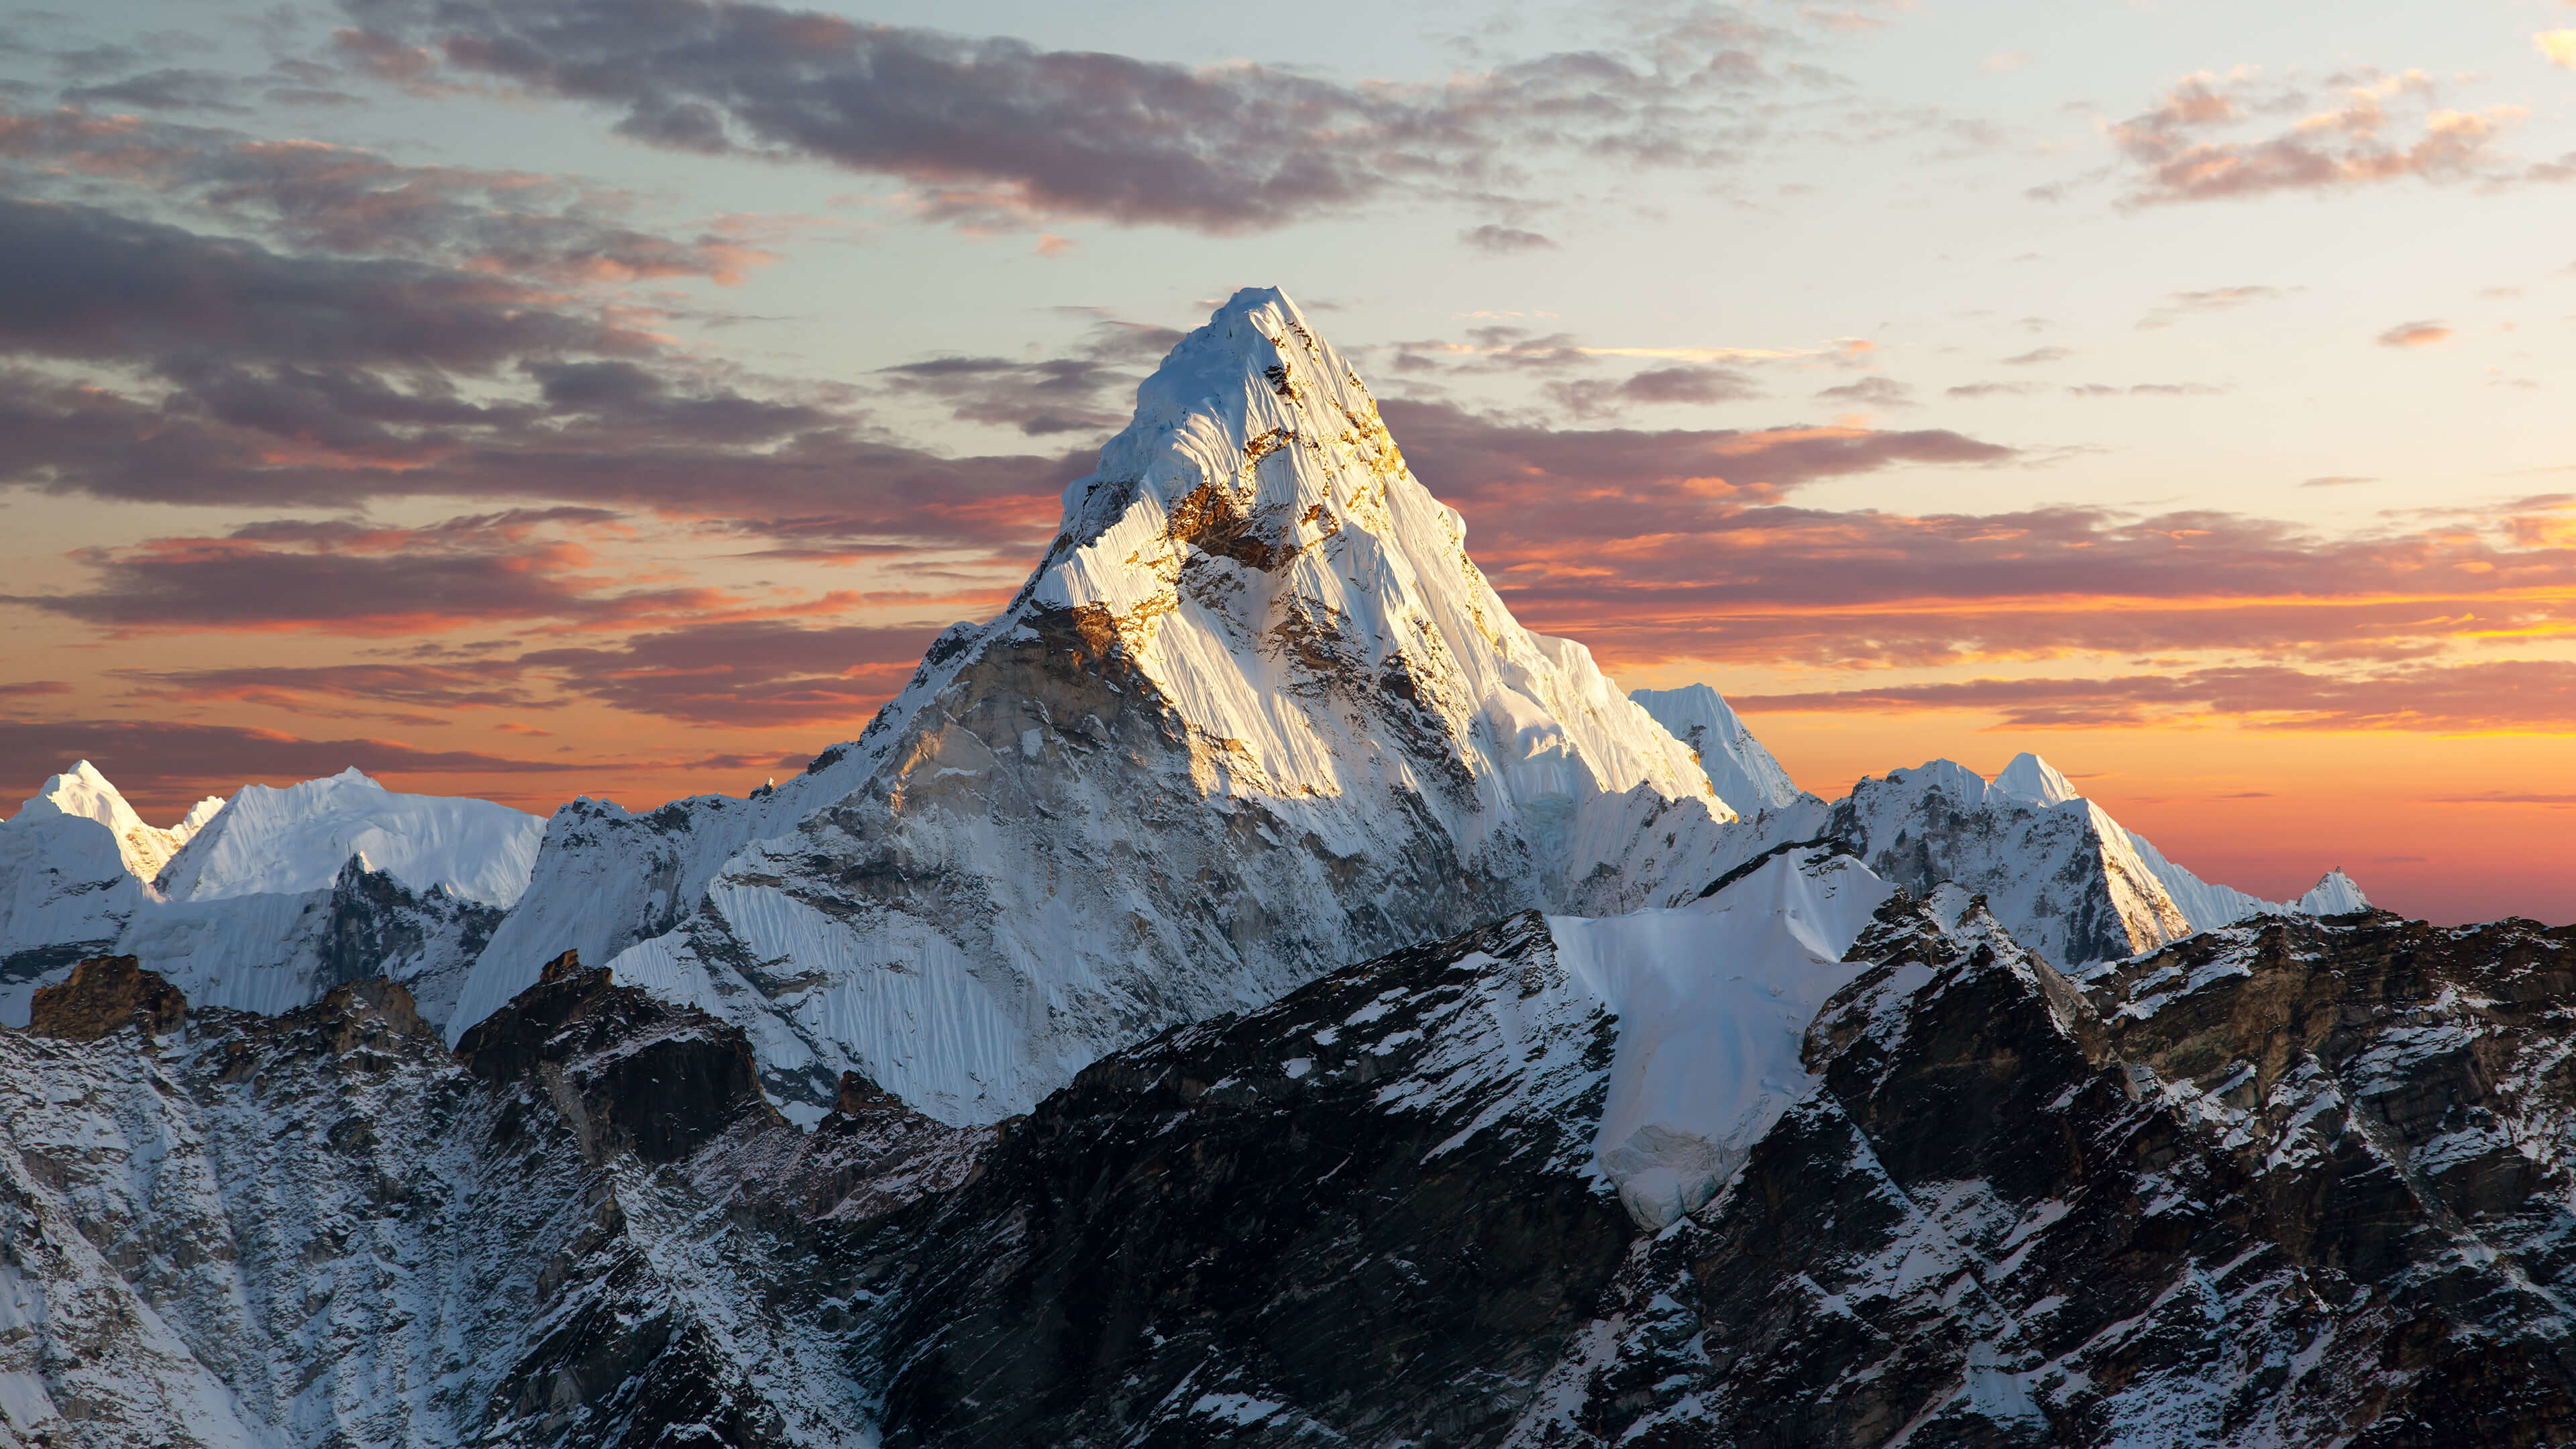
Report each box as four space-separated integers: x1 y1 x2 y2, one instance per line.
9 289 2559 1449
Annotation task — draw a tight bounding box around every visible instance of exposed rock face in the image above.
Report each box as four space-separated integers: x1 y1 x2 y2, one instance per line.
0 957 877 1448
455 949 780 1165
860 912 1631 1446
10 895 2576 1446
1518 901 2576 1446
25 954 184 1040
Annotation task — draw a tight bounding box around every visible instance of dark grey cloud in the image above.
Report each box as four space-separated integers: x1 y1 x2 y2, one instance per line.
1385 325 1595 378
0 195 635 368
522 619 949 727
111 661 548 716
1 510 733 635
333 0 1776 231
0 105 785 285
1549 364 1764 417
0 354 1086 557
104 616 951 730
1813 376 1913 409
1387 398 2010 516
0 184 1081 558
874 317 1181 437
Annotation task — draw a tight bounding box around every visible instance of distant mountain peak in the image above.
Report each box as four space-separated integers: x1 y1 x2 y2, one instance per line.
1629 684 1807 816
1990 751 2079 808
11 759 213 881
2296 867 2370 916
158 770 543 907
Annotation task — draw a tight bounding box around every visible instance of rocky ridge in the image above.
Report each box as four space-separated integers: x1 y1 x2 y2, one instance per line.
8 863 2575 1446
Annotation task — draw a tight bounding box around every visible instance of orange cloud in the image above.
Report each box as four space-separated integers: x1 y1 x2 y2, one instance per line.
1727 660 2576 735
2538 30 2576 69
2376 319 2453 348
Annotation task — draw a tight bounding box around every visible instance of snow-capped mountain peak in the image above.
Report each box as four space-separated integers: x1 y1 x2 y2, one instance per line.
1629 684 1807 815
1812 753 2368 968
9 761 216 881
156 767 545 907
2296 867 2370 916
1990 751 2079 808
1022 285 1714 825
448 285 1735 1121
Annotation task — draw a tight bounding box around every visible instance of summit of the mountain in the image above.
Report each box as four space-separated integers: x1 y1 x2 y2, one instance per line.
2295 865 2370 915
449 286 1729 1122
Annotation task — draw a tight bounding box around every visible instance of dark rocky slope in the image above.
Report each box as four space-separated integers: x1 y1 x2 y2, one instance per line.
7 898 2576 1446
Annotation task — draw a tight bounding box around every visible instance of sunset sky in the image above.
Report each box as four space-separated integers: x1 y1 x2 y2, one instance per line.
5 0 2576 924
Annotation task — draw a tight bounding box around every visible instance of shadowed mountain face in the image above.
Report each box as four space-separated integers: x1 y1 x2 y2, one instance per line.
9 882 2576 1447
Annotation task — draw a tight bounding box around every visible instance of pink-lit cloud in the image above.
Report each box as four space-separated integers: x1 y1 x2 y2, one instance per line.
2110 68 2524 205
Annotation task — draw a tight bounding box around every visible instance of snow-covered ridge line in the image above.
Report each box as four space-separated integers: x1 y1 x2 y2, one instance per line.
156 766 543 907
1819 749 2367 968
5 293 2377 1132
3 764 541 1028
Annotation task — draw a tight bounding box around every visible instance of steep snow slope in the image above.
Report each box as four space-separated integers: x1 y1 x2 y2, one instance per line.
1629 684 1807 815
157 767 543 906
1550 847 1893 1226
1 777 151 983
453 287 1731 1122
